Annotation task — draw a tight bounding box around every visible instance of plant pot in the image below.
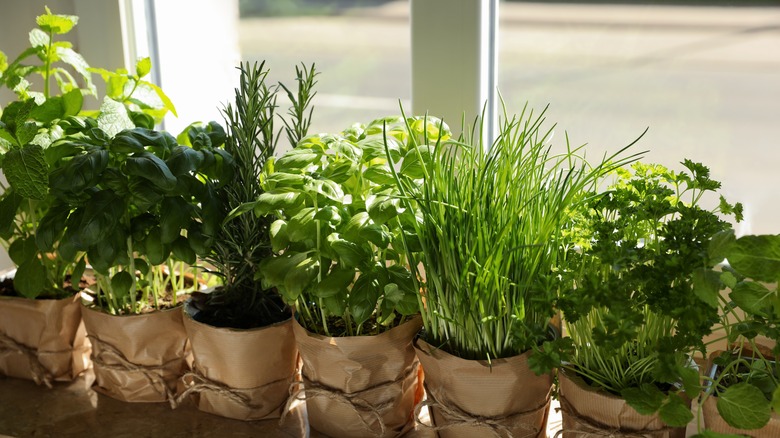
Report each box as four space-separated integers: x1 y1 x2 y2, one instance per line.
701 350 780 436
81 303 189 403
415 339 552 438
558 370 686 438
0 270 90 386
292 316 423 438
180 299 298 421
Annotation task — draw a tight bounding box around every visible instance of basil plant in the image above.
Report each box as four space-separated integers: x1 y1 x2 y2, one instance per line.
255 116 449 336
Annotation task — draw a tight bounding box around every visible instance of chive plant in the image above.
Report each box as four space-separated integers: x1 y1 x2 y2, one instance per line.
390 104 640 361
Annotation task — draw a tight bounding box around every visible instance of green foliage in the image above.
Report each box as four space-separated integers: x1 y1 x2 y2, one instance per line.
702 233 780 430
389 103 640 360
0 8 101 298
256 114 435 336
198 62 316 328
48 123 232 314
89 57 177 125
549 160 742 420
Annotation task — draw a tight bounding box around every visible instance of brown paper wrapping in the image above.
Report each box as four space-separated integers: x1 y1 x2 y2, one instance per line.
181 302 298 421
292 316 423 438
81 303 188 403
0 293 89 386
701 350 780 436
558 370 686 438
415 339 552 438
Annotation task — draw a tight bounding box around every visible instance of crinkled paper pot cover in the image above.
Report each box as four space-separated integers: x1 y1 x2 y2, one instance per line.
294 316 423 438
416 338 552 438
182 301 298 421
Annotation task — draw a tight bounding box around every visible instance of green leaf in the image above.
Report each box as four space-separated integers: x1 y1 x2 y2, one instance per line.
366 194 403 225
16 122 39 146
159 197 191 243
37 9 78 34
62 88 83 116
36 204 70 252
692 268 720 308
110 131 145 154
125 152 177 191
720 271 738 289
171 236 196 264
29 96 65 123
731 281 772 316
349 274 380 326
658 394 693 427
727 235 780 283
270 219 290 253
50 149 108 194
97 97 134 138
136 57 152 78
71 256 87 287
166 146 204 176
13 259 47 298
621 383 665 416
679 366 701 396
55 46 95 94
274 149 319 171
111 270 134 299
717 382 772 430
287 207 317 242
144 227 170 266
0 192 22 238
327 233 370 267
28 28 50 48
144 81 177 117
75 190 124 248
258 252 308 296
313 266 355 298
283 256 319 300
9 237 37 266
254 190 303 215
3 144 48 200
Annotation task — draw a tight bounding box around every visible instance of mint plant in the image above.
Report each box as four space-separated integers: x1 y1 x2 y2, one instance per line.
254 114 439 336
546 161 743 427
698 231 780 431
0 9 97 298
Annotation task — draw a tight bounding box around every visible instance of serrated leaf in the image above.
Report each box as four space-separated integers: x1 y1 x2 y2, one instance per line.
717 382 772 430
720 271 737 289
3 144 48 200
621 383 665 416
97 97 134 138
679 366 701 396
28 28 50 48
727 235 780 283
659 394 693 427
55 46 95 94
37 9 78 34
731 281 772 316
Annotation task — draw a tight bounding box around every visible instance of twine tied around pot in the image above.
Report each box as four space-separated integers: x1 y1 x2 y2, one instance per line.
175 368 291 414
415 389 547 438
87 334 180 407
553 396 671 438
0 332 57 388
280 362 420 437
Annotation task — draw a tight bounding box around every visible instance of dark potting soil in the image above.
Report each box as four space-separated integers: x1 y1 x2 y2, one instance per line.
190 290 291 329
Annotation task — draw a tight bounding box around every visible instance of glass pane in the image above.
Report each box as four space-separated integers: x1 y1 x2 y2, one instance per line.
239 0 411 150
499 1 780 234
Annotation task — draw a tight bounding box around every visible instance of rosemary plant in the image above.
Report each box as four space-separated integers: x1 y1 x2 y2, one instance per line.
196 61 317 328
390 103 639 361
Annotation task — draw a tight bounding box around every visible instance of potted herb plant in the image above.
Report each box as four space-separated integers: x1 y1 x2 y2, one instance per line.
698 231 780 436
176 62 313 421
254 114 439 437
548 161 743 437
45 55 230 403
0 8 100 387
390 104 637 437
